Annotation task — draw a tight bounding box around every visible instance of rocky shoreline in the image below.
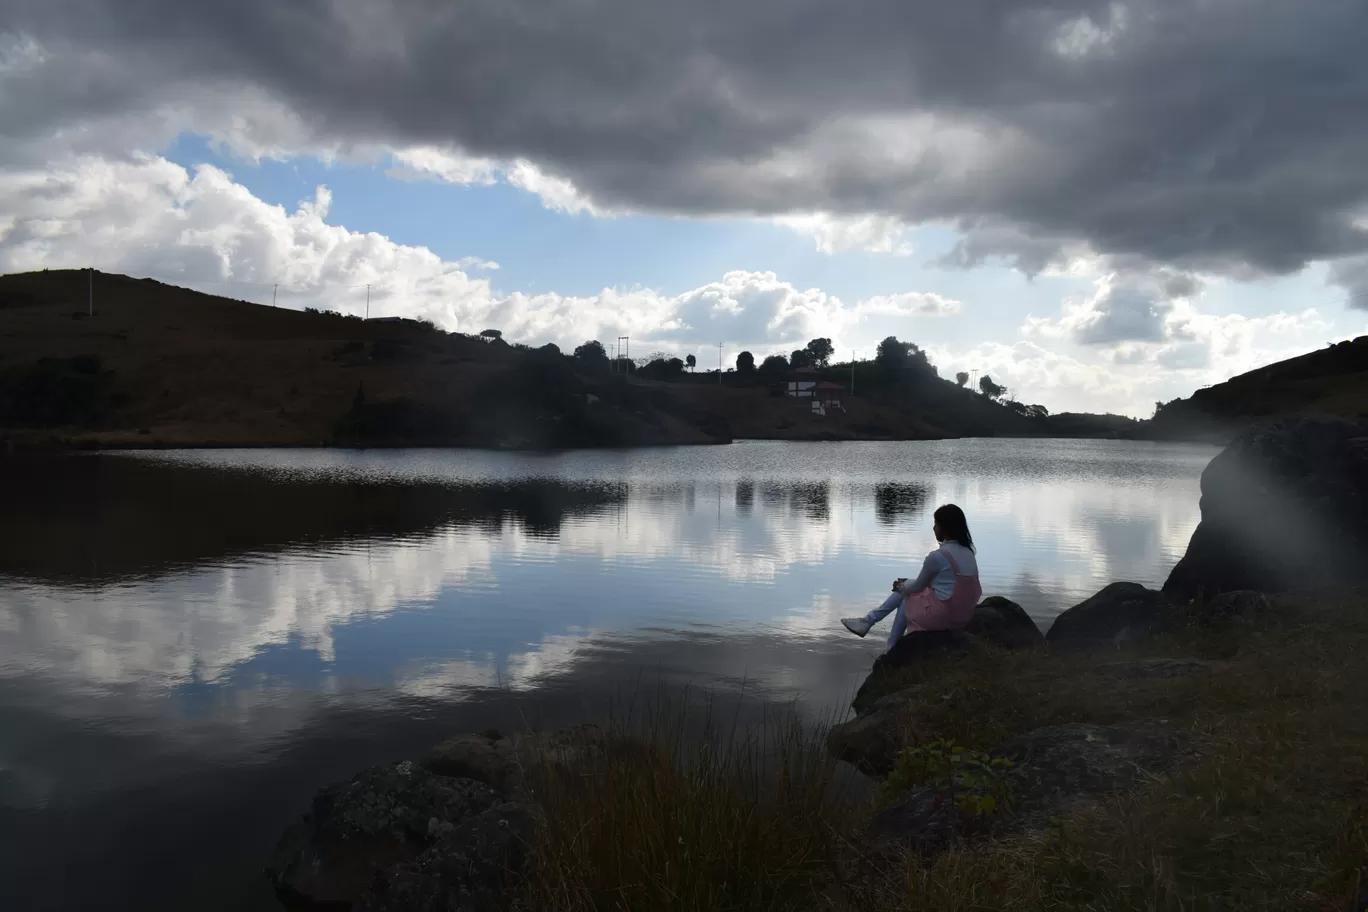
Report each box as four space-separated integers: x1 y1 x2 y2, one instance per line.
264 416 1368 910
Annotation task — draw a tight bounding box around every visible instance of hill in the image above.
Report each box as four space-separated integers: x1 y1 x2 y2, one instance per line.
0 270 734 450
1149 335 1368 442
0 269 1155 449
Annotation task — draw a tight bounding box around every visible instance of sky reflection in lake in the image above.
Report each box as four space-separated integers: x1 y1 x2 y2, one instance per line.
0 439 1216 910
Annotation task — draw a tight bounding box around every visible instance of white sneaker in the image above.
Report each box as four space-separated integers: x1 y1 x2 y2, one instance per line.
842 617 873 638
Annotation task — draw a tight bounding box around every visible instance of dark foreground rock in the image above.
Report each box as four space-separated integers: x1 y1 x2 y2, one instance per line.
266 760 516 910
967 597 1046 650
851 630 971 716
849 599 1043 716
827 691 921 777
354 802 534 912
868 721 1185 854
1163 416 1368 602
1045 582 1169 647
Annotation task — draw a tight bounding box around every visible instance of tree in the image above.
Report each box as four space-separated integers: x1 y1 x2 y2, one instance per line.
538 342 561 357
685 354 697 372
956 371 969 387
479 329 503 342
979 374 1006 399
574 340 610 372
876 335 910 369
876 335 939 380
639 357 685 380
805 337 835 368
759 354 789 375
1025 404 1049 420
736 351 756 374
790 349 813 369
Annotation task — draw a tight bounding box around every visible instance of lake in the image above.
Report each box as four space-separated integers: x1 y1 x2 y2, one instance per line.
0 438 1217 911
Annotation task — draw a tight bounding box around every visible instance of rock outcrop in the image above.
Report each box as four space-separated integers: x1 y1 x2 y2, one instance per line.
1163 416 1368 602
827 691 921 777
966 597 1046 650
868 722 1186 853
265 761 516 910
1045 582 1168 646
268 724 630 910
849 599 1043 716
850 630 971 716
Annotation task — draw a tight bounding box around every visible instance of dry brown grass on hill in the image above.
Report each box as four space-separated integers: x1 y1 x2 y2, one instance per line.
0 269 731 448
0 269 513 446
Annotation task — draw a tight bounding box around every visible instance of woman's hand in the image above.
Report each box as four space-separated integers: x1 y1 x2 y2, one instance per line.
891 578 906 592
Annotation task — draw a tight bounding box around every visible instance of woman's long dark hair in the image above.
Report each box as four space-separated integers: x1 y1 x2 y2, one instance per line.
934 503 975 552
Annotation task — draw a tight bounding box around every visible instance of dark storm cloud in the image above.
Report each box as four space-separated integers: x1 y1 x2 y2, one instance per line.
6 0 1368 279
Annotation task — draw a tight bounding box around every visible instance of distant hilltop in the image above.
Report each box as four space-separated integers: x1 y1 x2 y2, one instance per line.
1149 336 1368 443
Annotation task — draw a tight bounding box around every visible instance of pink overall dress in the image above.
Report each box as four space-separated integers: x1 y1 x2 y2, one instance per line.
902 547 982 633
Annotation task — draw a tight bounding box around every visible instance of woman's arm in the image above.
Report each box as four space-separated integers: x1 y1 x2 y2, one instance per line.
897 551 944 596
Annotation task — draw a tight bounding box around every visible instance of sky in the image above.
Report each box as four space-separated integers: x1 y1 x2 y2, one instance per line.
2 1 1367 417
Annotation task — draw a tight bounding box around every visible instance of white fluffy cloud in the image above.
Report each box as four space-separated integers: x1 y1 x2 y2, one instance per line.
0 152 953 354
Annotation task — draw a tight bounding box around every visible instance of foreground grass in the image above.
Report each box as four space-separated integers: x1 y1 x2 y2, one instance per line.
521 595 1368 911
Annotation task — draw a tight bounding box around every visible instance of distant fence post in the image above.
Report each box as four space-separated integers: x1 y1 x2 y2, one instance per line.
88 267 93 317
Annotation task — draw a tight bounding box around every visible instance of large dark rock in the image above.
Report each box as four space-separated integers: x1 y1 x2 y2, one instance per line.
354 802 534 912
967 597 1045 650
1163 416 1368 602
869 721 1185 853
265 760 513 910
851 630 971 716
1045 582 1168 646
827 691 921 777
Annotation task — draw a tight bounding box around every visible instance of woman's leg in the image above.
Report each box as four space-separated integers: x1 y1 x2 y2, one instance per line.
841 590 906 641
865 589 904 624
886 599 907 650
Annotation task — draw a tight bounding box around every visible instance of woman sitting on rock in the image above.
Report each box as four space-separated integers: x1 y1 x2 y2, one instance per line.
842 503 983 650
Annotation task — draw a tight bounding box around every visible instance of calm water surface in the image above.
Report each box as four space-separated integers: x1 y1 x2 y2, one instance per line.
0 439 1217 910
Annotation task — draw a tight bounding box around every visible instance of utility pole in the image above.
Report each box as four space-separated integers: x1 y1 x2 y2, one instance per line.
272 283 278 308
365 284 371 320
616 336 629 374
717 342 723 383
851 350 855 395
88 268 93 317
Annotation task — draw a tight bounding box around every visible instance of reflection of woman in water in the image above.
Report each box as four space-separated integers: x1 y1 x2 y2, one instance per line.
842 504 983 651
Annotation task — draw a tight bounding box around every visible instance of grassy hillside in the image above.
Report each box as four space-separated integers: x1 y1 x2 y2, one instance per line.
1150 335 1368 442
0 270 730 449
0 269 1157 448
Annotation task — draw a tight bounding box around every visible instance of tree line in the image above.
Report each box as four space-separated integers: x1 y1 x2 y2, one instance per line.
481 326 1050 419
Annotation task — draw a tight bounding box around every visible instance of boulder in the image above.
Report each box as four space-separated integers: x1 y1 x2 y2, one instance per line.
266 760 509 910
827 691 921 777
422 731 524 796
1203 589 1272 621
869 721 1185 853
1163 416 1368 602
851 630 971 716
1044 582 1168 646
967 597 1045 650
354 802 534 912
